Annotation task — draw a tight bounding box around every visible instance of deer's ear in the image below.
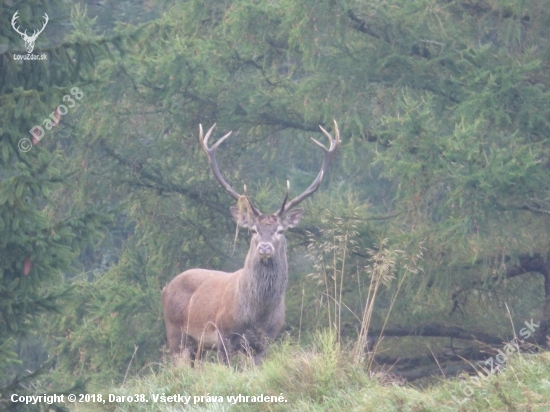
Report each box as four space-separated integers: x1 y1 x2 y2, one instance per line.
230 206 251 228
283 208 304 228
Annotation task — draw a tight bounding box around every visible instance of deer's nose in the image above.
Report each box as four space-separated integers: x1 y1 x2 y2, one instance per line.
258 242 274 258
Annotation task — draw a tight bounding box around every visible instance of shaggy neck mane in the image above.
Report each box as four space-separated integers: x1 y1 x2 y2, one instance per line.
238 237 288 317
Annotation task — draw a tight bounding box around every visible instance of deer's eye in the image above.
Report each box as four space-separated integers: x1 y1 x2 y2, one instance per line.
251 228 258 234
276 229 284 235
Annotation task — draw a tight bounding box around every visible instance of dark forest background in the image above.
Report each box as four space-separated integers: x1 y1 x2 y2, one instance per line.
2 0 550 409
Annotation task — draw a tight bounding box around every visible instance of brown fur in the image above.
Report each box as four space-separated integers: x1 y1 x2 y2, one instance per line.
163 122 339 366
162 209 303 365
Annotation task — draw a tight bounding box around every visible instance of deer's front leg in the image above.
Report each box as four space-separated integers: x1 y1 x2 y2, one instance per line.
242 328 268 365
217 335 232 365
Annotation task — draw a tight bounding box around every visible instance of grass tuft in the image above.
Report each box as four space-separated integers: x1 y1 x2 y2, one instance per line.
70 333 550 411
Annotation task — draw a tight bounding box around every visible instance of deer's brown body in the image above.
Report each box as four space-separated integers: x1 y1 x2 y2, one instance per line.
163 122 339 365
163 215 291 364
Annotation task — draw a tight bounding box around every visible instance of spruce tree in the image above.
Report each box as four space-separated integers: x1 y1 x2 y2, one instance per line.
0 1 113 408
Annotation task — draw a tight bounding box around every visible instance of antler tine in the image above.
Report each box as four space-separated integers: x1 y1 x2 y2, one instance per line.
281 120 340 214
243 185 261 216
199 124 260 215
199 123 240 201
276 180 290 216
201 123 233 151
316 120 340 150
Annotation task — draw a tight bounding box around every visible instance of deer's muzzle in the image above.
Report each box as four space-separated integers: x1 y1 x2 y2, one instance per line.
257 243 274 258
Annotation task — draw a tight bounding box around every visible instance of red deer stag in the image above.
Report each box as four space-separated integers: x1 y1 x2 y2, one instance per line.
162 121 340 365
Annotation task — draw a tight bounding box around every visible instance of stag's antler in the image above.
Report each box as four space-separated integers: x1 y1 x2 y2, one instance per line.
276 120 340 215
199 124 260 215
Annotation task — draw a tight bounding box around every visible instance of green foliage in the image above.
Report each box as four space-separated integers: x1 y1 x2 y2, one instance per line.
306 193 373 337
0 0 114 407
2 0 550 405
62 333 550 411
49 241 165 382
44 0 550 384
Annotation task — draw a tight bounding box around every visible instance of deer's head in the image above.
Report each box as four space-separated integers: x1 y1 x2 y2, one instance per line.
199 122 340 261
230 203 304 260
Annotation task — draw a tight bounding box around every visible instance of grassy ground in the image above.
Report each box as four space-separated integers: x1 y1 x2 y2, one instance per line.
69 332 550 412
